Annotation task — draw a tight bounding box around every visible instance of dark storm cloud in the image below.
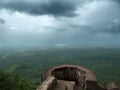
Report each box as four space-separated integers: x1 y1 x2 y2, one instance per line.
0 0 80 17
0 18 6 38
69 20 120 34
112 0 120 3
0 18 5 25
107 21 120 34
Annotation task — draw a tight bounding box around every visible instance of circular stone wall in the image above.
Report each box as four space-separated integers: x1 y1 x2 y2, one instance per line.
52 67 85 81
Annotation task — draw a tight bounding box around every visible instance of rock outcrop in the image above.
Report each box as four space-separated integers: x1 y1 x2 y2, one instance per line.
37 65 120 90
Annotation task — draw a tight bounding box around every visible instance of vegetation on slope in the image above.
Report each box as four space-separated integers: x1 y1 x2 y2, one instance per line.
0 70 35 90
0 47 120 89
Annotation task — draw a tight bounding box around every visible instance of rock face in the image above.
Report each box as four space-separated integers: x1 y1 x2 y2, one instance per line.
37 65 120 90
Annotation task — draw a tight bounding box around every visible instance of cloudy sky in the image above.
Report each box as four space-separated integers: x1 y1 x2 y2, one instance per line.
0 0 120 47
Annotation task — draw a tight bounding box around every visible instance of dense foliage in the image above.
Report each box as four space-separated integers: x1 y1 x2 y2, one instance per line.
0 47 120 89
0 70 35 90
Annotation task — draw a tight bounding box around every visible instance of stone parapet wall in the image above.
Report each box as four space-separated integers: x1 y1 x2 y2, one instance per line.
37 65 120 90
37 76 56 90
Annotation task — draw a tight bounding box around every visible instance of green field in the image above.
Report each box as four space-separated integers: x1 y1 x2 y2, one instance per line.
0 47 120 89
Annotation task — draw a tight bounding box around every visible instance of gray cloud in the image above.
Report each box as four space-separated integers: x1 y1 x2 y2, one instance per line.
0 0 80 17
0 18 6 39
0 18 5 25
0 0 120 47
107 19 120 34
112 0 120 3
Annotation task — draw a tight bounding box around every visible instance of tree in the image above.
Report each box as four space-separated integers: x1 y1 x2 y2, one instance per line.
0 70 35 90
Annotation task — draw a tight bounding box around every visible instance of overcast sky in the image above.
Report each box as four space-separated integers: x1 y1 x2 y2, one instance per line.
0 0 120 47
